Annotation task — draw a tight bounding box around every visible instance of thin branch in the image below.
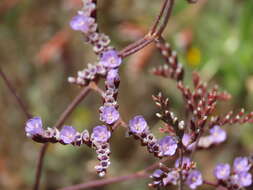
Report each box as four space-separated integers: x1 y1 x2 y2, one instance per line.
152 0 175 37
203 180 228 190
0 67 32 119
58 158 168 190
33 144 48 190
33 86 92 190
178 146 184 190
150 0 170 35
89 81 104 96
53 86 91 130
120 37 155 58
186 0 198 4
119 0 175 58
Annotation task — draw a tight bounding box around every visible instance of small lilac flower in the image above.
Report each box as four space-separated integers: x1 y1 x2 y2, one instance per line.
233 157 251 173
100 105 120 124
209 125 226 144
158 136 178 156
106 69 119 86
152 169 164 178
214 163 230 180
231 172 252 187
186 170 203 189
70 14 94 33
238 172 252 187
182 133 191 147
25 117 44 136
163 170 179 185
182 133 196 150
99 50 122 68
129 115 149 134
60 126 77 144
175 157 191 168
91 125 111 143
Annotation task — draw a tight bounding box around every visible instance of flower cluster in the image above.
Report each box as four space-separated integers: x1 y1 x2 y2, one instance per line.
68 0 121 126
214 157 252 189
150 157 203 189
182 125 227 150
67 0 121 87
25 117 111 176
128 115 178 158
23 0 253 187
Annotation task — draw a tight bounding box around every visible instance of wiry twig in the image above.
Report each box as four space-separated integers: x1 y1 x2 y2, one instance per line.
0 67 32 119
119 0 175 58
58 158 168 190
33 86 92 190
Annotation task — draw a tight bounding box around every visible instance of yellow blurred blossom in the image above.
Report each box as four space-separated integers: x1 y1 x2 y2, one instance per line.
186 47 201 67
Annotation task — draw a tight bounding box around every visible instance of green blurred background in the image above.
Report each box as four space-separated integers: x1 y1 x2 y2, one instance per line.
0 0 253 189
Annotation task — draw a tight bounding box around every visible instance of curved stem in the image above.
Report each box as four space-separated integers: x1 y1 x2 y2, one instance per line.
0 67 32 119
153 0 175 37
57 158 168 190
119 0 175 58
33 144 48 190
33 86 91 190
150 0 171 35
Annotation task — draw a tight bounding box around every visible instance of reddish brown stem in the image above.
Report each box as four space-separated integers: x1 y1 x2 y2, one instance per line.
0 67 32 119
33 86 91 190
57 158 168 190
119 0 175 58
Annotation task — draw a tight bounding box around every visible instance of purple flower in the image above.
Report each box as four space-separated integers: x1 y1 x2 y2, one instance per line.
60 126 77 144
163 170 179 185
25 117 44 136
106 69 119 86
233 157 251 173
238 172 252 187
182 133 196 150
231 172 252 187
99 50 122 68
152 169 164 179
91 125 111 143
182 133 191 146
129 115 149 134
100 105 120 124
214 163 230 180
175 157 191 168
209 125 226 144
186 170 203 189
158 136 178 156
70 14 94 33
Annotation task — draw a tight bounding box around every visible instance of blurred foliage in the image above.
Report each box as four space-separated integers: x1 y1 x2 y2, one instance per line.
0 0 253 189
